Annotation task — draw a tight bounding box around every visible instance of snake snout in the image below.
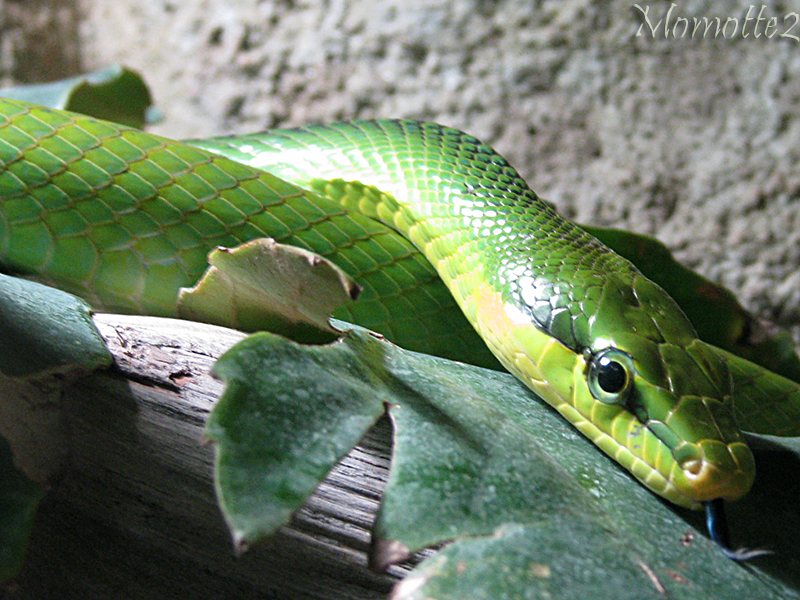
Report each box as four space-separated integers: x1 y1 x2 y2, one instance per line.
675 439 755 502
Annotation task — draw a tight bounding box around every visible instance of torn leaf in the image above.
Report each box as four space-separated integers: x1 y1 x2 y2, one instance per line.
206 329 386 550
178 238 361 343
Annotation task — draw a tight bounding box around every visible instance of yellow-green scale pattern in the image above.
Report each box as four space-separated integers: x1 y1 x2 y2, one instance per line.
194 120 642 351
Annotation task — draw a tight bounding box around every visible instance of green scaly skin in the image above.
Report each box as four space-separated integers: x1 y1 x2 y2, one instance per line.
0 98 758 510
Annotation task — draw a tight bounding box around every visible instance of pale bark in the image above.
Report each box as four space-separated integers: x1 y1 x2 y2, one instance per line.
6 314 404 600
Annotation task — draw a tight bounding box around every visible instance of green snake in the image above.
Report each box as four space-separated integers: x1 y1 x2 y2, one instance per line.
0 97 797 556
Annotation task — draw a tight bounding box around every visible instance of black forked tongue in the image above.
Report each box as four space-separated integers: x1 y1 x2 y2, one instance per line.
703 499 772 561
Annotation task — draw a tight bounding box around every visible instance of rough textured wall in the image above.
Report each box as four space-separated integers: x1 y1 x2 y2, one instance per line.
0 0 82 84
18 1 800 341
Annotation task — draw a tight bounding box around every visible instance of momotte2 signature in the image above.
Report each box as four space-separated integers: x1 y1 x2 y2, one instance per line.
633 3 800 41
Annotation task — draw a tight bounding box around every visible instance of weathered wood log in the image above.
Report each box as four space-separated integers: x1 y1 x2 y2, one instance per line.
5 314 411 599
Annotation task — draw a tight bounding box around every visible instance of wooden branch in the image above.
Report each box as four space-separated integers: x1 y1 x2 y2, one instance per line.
6 314 409 599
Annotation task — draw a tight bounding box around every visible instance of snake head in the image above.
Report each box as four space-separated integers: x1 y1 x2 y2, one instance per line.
478 265 756 509
577 274 756 508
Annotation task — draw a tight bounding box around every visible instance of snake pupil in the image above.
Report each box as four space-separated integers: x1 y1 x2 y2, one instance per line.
596 358 627 394
587 348 635 405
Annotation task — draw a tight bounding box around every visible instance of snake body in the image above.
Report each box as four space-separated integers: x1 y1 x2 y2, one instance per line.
0 98 756 512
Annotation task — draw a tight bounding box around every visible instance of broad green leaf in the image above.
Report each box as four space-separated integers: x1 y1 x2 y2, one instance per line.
394 519 676 600
0 274 112 378
207 326 799 598
206 329 387 550
370 347 606 569
0 64 155 128
585 226 800 383
393 516 775 600
0 434 44 582
178 238 361 343
385 353 800 599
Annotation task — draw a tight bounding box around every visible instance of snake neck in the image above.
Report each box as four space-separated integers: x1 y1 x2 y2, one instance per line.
200 120 641 352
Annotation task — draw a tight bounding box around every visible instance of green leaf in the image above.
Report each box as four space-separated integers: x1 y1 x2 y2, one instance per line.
207 326 799 598
178 238 360 343
394 519 672 600
0 274 112 378
206 329 387 551
0 434 44 582
370 348 606 569
0 64 155 128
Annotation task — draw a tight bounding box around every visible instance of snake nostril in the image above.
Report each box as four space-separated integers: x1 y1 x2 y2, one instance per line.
674 441 755 503
681 458 703 476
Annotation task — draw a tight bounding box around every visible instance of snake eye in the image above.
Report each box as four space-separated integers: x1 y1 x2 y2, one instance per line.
587 348 635 404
